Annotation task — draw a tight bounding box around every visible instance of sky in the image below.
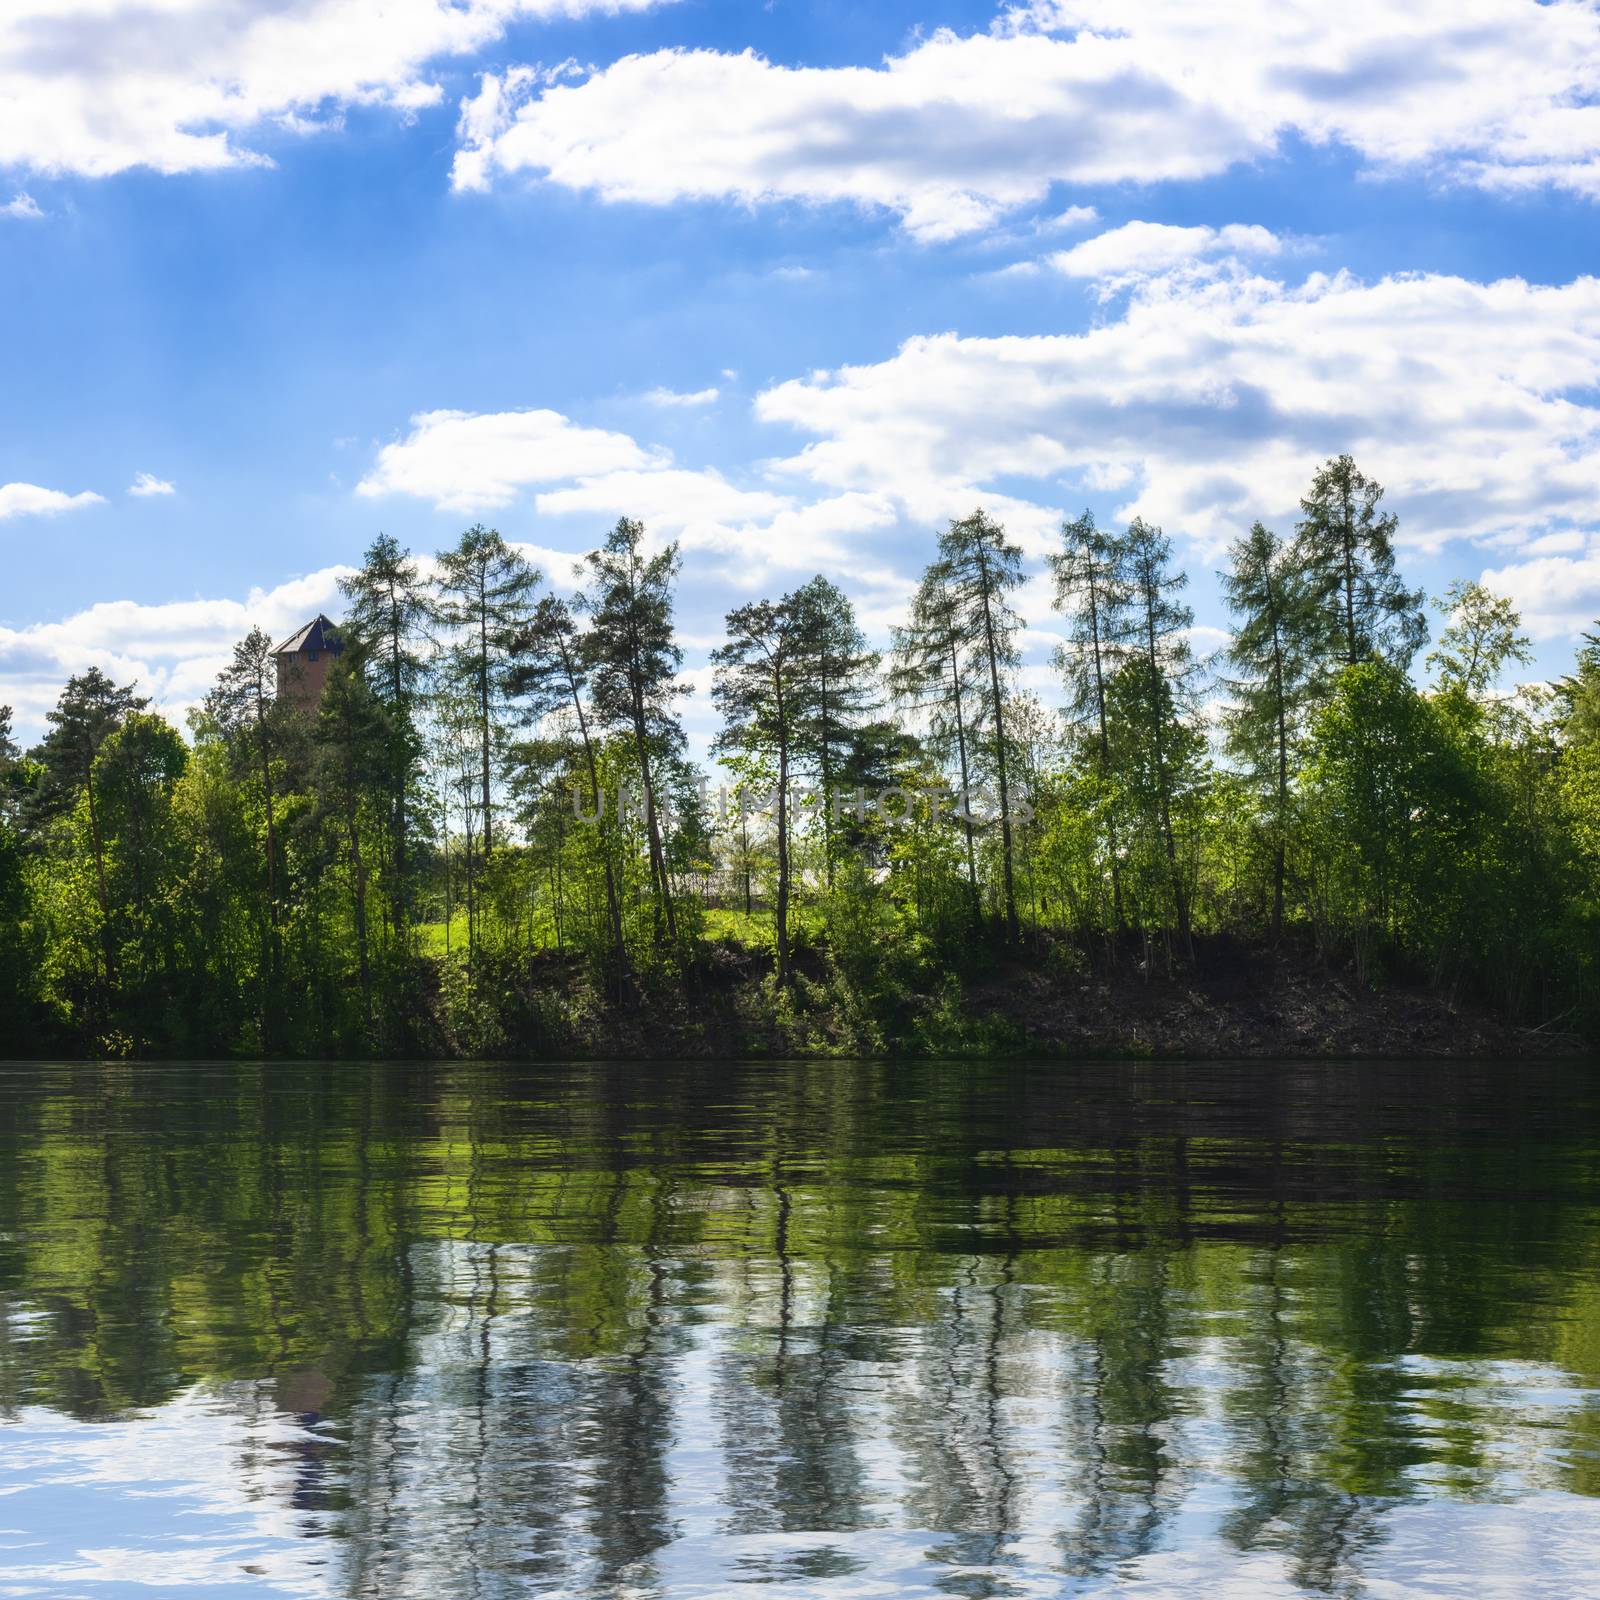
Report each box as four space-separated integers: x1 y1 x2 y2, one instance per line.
3 0 1600 749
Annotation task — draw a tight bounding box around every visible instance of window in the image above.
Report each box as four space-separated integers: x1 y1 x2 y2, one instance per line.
307 650 319 661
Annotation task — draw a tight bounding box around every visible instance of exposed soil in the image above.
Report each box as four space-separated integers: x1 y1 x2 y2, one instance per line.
490 933 1591 1061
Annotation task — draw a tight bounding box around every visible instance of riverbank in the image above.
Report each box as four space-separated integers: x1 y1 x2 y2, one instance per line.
430 933 1590 1062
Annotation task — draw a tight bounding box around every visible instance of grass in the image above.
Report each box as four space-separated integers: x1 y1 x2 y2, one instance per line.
413 905 814 957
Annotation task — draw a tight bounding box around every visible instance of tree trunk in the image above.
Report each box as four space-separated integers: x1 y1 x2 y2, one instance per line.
774 671 791 984
977 553 1019 941
947 631 981 920
559 636 629 1000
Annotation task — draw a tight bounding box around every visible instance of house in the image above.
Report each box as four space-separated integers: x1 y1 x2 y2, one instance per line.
273 614 344 710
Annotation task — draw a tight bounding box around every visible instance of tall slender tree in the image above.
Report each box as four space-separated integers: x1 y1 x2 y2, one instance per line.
892 563 982 919
1125 518 1202 952
939 509 1025 941
341 533 429 933
579 518 688 945
1294 454 1426 675
205 629 287 1032
507 596 629 989
313 648 391 1037
1050 508 1134 928
1221 521 1316 936
433 525 540 862
712 595 808 983
790 576 880 889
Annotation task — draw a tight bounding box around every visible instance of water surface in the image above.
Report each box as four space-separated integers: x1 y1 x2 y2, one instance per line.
2 1058 1599 1597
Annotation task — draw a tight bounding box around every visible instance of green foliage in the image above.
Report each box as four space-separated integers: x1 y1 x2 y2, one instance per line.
4 470 1596 1057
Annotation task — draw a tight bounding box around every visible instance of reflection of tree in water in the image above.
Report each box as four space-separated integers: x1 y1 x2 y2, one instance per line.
3 1059 1600 1596
1057 1248 1186 1578
1217 1245 1387 1598
714 1121 876 1585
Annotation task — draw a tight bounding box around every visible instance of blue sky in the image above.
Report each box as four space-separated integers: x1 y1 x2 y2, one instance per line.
4 0 1600 744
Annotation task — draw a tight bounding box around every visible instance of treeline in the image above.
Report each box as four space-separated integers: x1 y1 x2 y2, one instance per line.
2 454 1598 1057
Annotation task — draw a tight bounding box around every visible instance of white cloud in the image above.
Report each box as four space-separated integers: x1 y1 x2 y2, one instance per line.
1482 538 1600 638
757 267 1600 555
1 191 41 219
1040 204 1098 231
0 0 667 179
128 472 176 497
357 407 663 513
0 481 104 519
0 566 351 738
641 385 719 407
1049 221 1282 281
356 402 919 591
535 465 784 530
454 2 1600 237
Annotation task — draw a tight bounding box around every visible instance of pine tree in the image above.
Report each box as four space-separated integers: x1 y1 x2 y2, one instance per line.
712 595 808 983
340 533 429 934
507 595 629 990
204 630 286 1034
432 525 540 862
313 648 391 1037
1294 454 1427 675
1049 508 1134 928
939 509 1025 940
1221 521 1316 935
1124 518 1202 952
578 518 688 945
790 576 880 889
892 562 983 920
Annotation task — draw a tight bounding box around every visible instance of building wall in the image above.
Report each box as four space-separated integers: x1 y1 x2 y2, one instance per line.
275 648 335 710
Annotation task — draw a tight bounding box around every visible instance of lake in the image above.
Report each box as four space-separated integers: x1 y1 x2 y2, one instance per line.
1 1058 1598 1598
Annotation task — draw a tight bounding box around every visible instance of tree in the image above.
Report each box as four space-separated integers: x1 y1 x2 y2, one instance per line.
433 525 540 862
28 669 149 1003
1300 660 1482 980
939 510 1025 940
507 595 629 990
341 533 430 932
96 711 188 1015
1124 518 1202 952
1221 521 1317 935
790 576 880 889
1427 579 1532 701
313 649 391 1037
1556 628 1600 748
712 595 808 983
892 563 983 922
1294 454 1426 674
204 629 287 1029
1050 509 1134 928
579 519 688 946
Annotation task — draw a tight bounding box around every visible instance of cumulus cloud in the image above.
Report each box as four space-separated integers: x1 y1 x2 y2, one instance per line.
453 1 1600 237
1482 539 1600 638
0 566 351 738
128 472 176 497
0 0 666 179
357 407 663 513
1 191 41 219
641 385 719 407
0 481 104 519
756 267 1600 554
1049 221 1282 281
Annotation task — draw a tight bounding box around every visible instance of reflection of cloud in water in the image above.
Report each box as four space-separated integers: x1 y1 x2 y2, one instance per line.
5 1289 1600 1596
0 1385 338 1596
5 1060 1600 1597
